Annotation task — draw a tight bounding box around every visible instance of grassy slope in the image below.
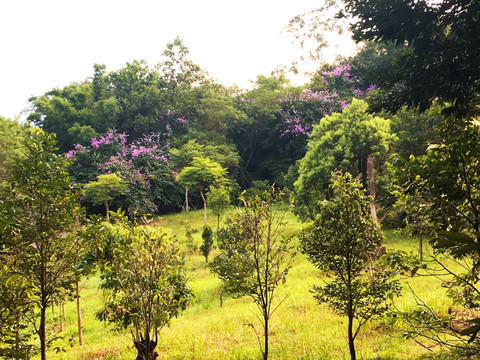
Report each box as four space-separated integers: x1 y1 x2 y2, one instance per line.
42 209 451 360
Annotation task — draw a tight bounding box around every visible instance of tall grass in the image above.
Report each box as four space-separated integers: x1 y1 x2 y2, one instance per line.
41 209 454 359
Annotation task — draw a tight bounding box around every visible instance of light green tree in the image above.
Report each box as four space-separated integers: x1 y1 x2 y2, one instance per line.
81 173 128 222
294 98 395 220
207 185 231 233
178 157 227 227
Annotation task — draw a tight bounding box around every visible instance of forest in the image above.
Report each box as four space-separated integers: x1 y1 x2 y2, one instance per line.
1 0 480 359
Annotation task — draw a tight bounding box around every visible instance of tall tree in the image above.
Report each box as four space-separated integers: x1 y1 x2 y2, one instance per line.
294 98 395 220
0 129 83 360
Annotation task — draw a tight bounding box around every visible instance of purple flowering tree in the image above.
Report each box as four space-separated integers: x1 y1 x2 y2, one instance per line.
68 113 187 217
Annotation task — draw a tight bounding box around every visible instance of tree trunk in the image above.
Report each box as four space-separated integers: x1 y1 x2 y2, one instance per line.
263 314 269 360
419 234 423 261
185 186 189 214
105 200 110 222
199 188 207 227
40 298 47 360
76 280 83 345
367 155 378 225
40 253 47 360
348 307 356 360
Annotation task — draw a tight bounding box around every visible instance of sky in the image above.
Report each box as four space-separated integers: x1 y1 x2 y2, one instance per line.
0 0 356 120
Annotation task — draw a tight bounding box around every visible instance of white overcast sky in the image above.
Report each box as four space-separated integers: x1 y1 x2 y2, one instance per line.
0 0 355 120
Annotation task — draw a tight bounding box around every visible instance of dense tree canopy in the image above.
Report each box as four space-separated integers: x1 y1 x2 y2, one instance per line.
294 99 394 219
344 0 480 117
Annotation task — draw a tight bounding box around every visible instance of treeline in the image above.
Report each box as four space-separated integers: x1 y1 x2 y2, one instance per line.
7 38 436 222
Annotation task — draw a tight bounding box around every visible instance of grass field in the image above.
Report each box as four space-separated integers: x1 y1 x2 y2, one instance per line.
38 208 454 360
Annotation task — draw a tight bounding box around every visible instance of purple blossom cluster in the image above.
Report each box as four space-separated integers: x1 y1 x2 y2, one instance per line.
331 64 352 77
277 89 345 138
280 116 311 137
91 129 127 148
67 128 176 217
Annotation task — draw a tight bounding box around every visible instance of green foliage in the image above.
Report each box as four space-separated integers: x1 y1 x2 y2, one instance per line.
345 0 480 118
0 129 83 359
390 119 480 353
200 226 214 263
207 185 231 232
0 264 35 358
301 171 401 360
294 98 395 220
97 217 193 357
67 123 98 146
210 190 296 359
178 157 228 226
0 116 28 186
82 173 128 221
178 157 227 190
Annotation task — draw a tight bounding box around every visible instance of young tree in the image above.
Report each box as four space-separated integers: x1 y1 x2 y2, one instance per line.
0 129 83 360
178 157 227 227
207 185 230 233
81 173 128 222
200 225 214 263
301 171 400 360
98 217 193 360
210 190 296 359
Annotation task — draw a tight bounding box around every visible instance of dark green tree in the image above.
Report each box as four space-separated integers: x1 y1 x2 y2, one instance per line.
301 171 400 360
200 226 214 263
344 0 480 118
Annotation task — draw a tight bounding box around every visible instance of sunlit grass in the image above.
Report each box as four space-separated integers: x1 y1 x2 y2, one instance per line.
41 209 457 359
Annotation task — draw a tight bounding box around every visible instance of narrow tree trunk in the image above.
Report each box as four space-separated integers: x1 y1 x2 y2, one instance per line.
40 298 47 360
199 189 207 227
419 234 423 261
40 254 47 360
348 309 356 360
367 155 378 224
104 200 110 222
76 280 83 345
59 302 63 331
185 186 189 214
263 314 269 360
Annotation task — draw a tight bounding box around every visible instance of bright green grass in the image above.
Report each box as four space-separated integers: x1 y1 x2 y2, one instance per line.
40 210 455 359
